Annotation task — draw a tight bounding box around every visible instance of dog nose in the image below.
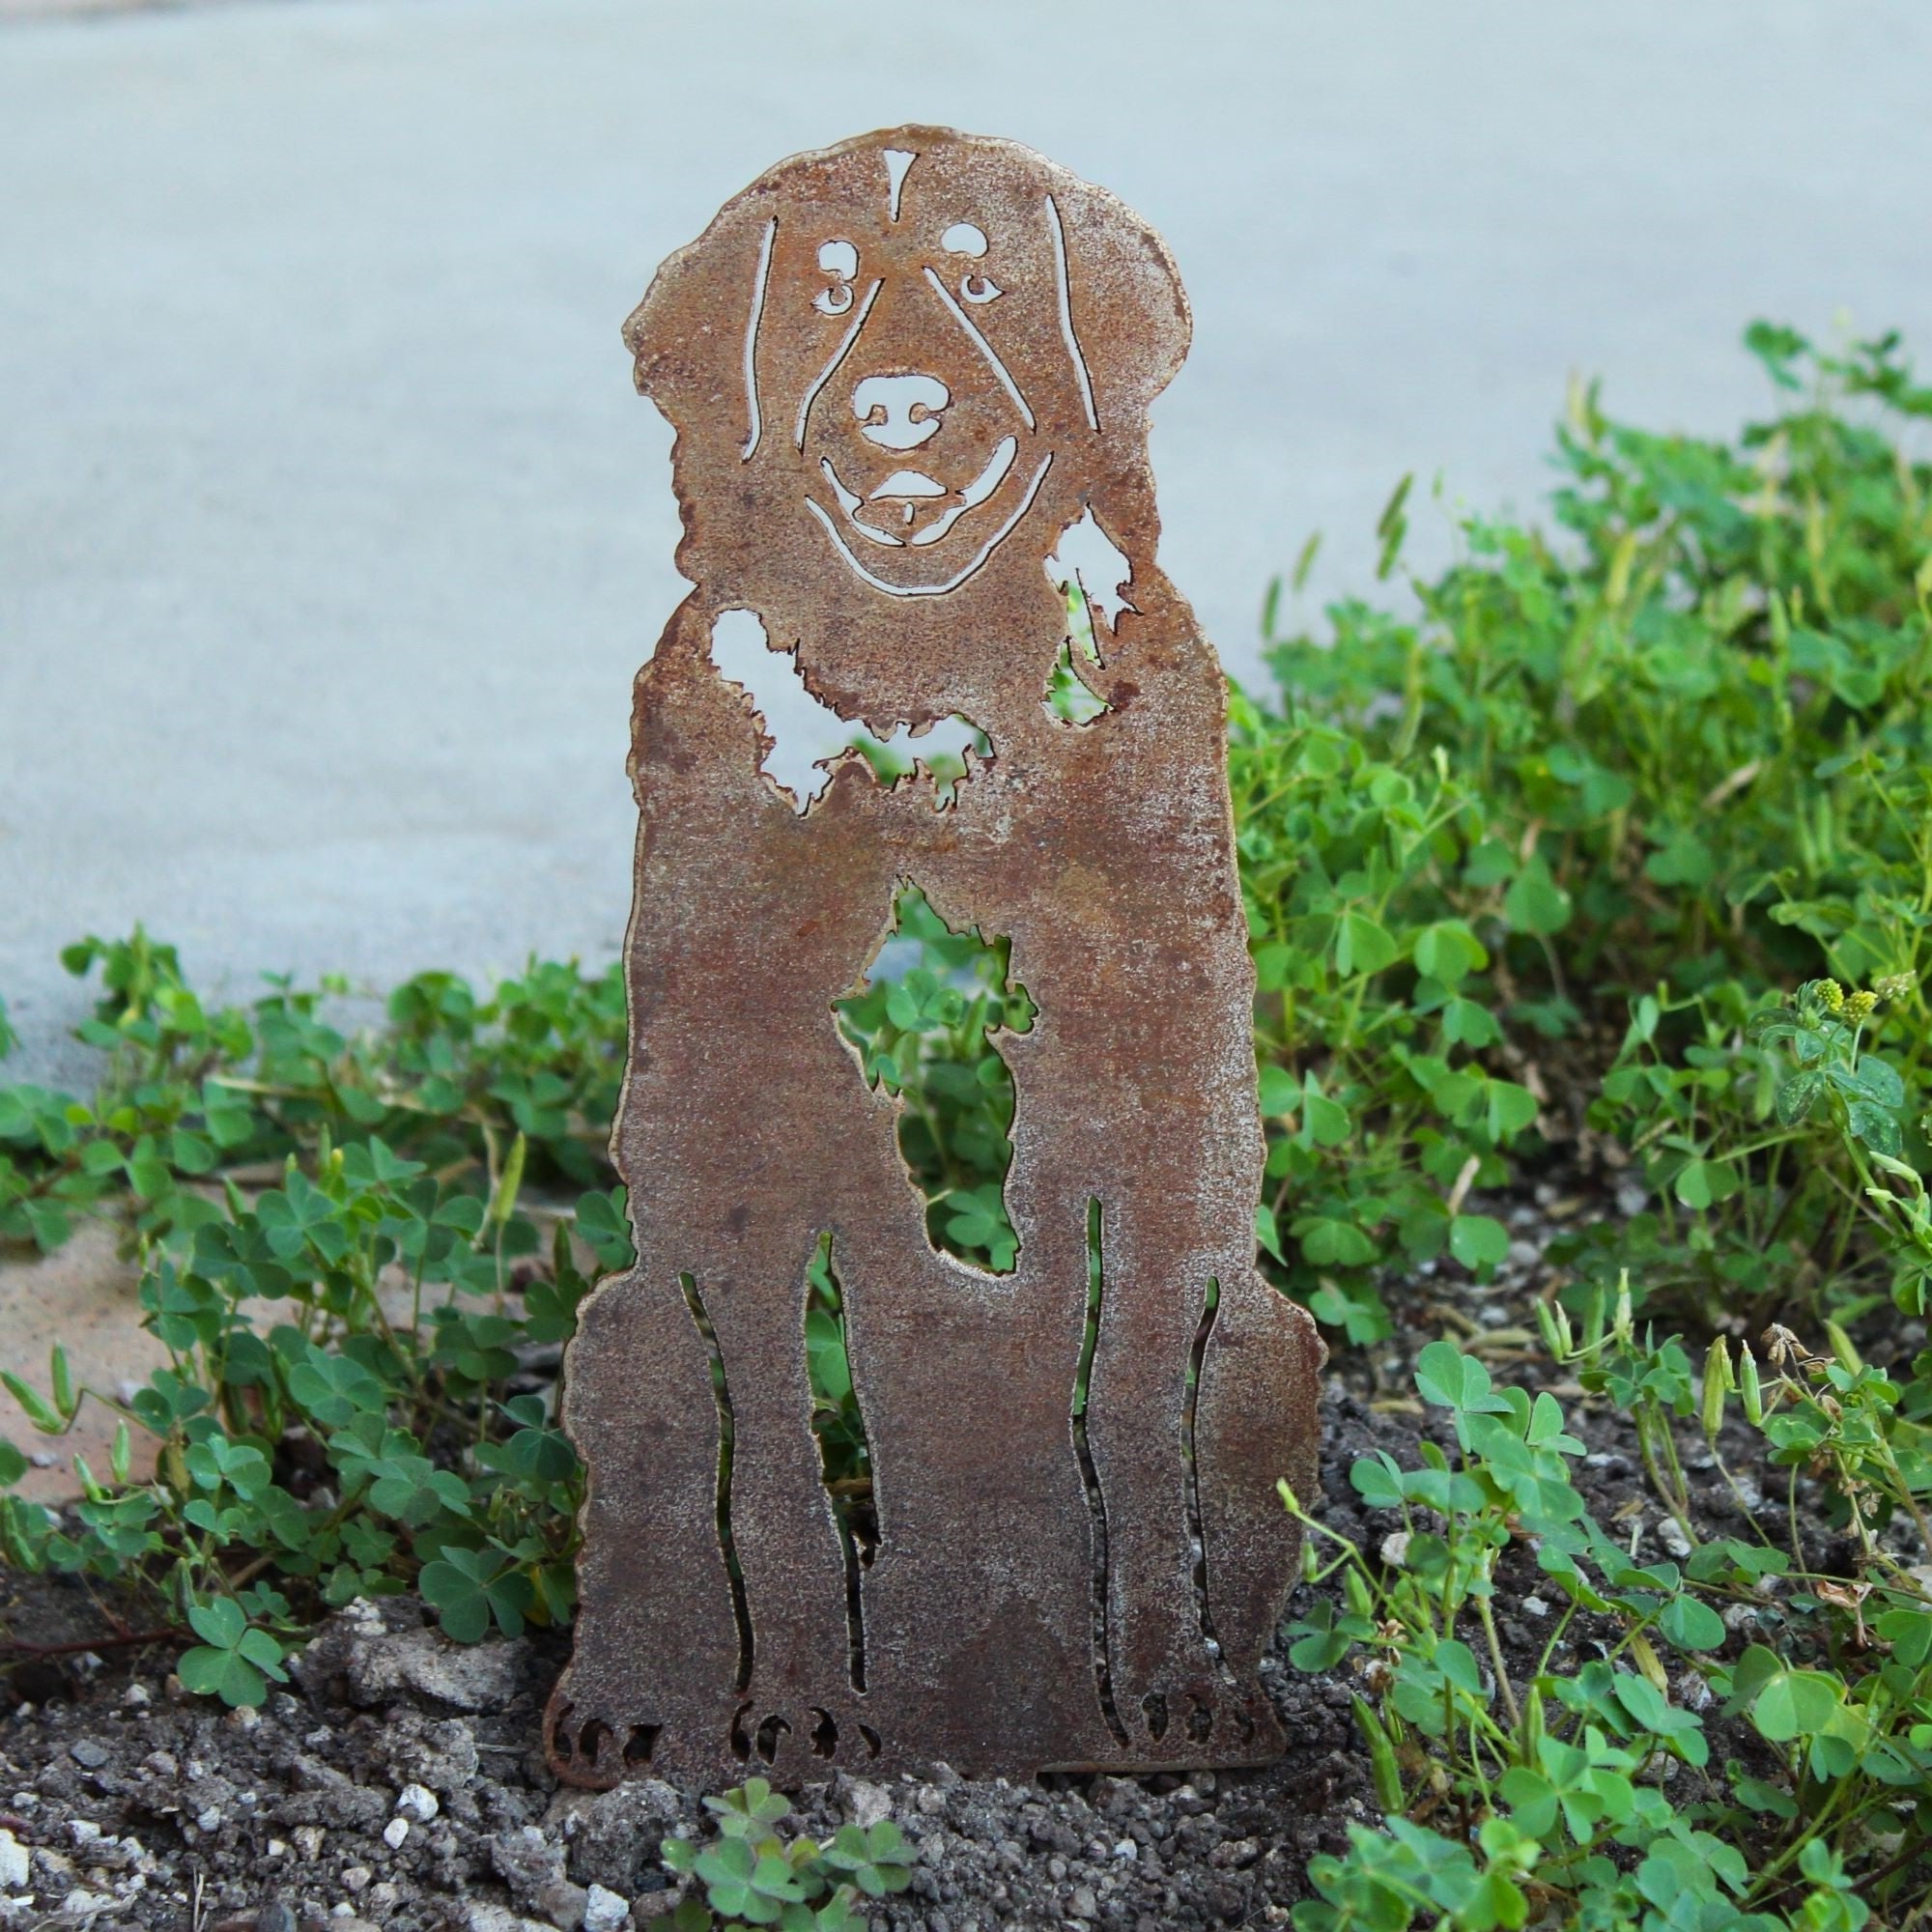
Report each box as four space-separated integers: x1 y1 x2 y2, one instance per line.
852 373 949 451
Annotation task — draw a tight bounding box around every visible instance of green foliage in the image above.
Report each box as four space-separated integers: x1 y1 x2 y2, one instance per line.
0 929 626 1254
1284 1332 1924 1928
0 1117 607 1688
833 885 1034 1274
648 1778 911 1931
1242 322 1932 1340
1234 715 1548 1342
0 933 637 1679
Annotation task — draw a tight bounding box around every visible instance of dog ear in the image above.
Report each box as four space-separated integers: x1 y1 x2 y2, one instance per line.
1052 178 1191 435
623 192 778 435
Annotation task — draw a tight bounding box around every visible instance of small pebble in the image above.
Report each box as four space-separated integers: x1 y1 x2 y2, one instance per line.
394 1783 440 1823
583 1885 631 1932
0 1829 30 1889
382 1818 410 1851
196 1808 222 1833
69 1741 109 1771
341 1864 372 1893
1520 1596 1551 1618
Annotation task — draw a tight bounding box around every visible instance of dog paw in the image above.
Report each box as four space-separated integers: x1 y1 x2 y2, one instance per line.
728 1697 884 1772
547 1693 665 1786
1128 1675 1268 1755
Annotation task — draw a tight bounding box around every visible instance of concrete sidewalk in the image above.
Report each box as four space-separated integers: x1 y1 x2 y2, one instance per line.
5 0 1931 1089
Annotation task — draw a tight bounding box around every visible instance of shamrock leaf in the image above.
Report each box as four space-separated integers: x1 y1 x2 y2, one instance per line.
178 1597 288 1708
419 1543 534 1643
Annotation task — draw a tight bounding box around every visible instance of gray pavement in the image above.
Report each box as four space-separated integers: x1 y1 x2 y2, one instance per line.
5 0 1931 1088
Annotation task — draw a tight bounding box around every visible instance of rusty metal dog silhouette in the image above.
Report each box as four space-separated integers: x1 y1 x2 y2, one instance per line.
549 127 1321 1788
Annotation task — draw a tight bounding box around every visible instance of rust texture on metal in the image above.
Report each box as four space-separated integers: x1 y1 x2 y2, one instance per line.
548 126 1322 1789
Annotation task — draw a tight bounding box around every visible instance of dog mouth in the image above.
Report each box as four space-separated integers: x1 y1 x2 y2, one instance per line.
818 436 1019 550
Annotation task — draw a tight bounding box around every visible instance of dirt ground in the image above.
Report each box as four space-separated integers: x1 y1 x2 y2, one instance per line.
0 1180 1848 1929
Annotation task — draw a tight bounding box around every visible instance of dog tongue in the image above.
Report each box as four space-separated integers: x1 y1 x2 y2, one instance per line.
870 469 947 499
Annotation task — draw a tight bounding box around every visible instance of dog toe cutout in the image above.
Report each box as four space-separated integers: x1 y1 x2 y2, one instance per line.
1141 1693 1169 1742
810 1707 838 1759
754 1714 791 1764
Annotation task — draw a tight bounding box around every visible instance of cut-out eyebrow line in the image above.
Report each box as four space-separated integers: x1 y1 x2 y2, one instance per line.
805 452 1054 598
740 215 778 461
1045 195 1099 433
795 277 883 451
884 148 916 221
920 267 1036 433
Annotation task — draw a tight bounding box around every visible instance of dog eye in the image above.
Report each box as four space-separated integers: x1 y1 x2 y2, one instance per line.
813 240 858 315
959 272 1002 305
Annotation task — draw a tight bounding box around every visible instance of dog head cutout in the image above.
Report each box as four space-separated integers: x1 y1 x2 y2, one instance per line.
627 127 1189 729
